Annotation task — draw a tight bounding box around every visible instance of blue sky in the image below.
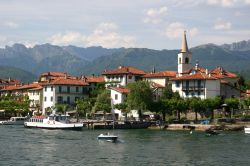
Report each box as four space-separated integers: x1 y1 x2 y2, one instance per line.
0 0 249 49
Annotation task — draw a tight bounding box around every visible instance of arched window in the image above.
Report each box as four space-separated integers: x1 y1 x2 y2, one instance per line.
185 57 189 64
179 58 181 64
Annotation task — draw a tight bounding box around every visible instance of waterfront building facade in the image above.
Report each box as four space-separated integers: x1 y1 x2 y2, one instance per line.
102 66 146 87
42 78 89 115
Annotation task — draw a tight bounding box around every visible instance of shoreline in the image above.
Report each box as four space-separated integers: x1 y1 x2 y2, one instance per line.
148 123 246 131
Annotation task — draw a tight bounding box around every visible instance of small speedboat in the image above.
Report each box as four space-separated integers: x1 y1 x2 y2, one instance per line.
244 127 250 134
97 133 118 142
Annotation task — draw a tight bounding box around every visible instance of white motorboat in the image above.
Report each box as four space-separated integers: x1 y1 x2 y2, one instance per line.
24 114 84 130
97 133 118 142
0 117 28 125
244 127 250 134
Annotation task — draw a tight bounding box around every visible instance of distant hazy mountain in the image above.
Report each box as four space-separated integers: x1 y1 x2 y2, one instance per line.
221 39 250 51
0 43 88 75
1 39 250 80
0 66 36 83
79 43 250 76
62 45 125 61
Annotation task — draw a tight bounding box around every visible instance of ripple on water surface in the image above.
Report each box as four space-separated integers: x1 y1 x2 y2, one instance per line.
0 126 250 166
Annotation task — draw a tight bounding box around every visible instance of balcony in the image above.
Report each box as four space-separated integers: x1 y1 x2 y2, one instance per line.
182 86 204 91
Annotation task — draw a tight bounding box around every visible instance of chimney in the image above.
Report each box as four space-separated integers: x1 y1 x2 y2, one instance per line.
64 73 67 79
195 60 199 70
205 69 209 75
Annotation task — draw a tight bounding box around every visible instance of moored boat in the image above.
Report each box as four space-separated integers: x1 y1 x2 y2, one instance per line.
244 126 250 134
0 117 28 125
24 114 84 130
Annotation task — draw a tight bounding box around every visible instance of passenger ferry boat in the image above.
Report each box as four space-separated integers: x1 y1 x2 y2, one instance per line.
0 117 28 125
24 114 84 130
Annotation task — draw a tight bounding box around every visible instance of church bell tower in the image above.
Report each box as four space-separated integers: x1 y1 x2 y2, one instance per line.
177 31 192 76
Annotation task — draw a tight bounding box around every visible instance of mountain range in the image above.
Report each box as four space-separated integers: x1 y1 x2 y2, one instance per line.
0 39 250 82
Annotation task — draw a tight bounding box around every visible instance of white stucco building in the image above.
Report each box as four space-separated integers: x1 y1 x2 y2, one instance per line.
171 31 240 99
42 78 89 115
102 66 146 87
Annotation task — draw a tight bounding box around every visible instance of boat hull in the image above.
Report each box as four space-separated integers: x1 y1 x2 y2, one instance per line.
244 127 250 134
97 134 118 142
24 122 84 130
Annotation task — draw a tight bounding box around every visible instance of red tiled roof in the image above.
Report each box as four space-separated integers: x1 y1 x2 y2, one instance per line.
48 78 89 86
143 70 176 78
210 67 238 79
41 72 67 77
86 76 105 83
171 72 217 81
17 83 42 90
1 85 21 91
246 90 250 94
110 87 130 93
102 66 146 75
0 79 21 86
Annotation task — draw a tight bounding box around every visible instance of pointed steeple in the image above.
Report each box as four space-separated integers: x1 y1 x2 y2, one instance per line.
180 31 189 53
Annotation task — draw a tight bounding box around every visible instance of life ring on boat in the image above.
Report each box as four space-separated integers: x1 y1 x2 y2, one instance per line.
48 121 50 124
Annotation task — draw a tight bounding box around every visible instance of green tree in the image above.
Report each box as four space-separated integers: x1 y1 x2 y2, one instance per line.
76 98 92 121
127 81 153 121
93 90 111 114
189 97 203 122
203 97 221 120
224 98 239 118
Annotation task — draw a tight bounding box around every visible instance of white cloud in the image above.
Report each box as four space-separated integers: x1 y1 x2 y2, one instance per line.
164 22 198 39
207 0 238 7
85 22 137 48
146 6 168 17
48 22 137 48
48 32 85 45
4 21 19 28
143 6 168 24
214 18 232 30
245 0 250 4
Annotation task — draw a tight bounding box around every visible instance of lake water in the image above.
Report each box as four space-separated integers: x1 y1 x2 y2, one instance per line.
0 126 249 166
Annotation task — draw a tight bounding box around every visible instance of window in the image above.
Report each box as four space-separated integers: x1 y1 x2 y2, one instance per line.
57 96 63 103
67 86 70 93
59 86 62 93
185 57 189 64
186 80 189 88
67 96 70 104
51 96 53 101
45 86 47 92
76 86 79 92
176 81 180 87
185 92 189 96
51 86 53 91
115 94 118 100
198 80 201 88
179 57 181 64
44 97 47 101
128 75 132 79
198 91 201 96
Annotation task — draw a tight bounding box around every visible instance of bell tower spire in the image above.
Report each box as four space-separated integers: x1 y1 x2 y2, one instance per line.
177 31 192 76
181 31 189 53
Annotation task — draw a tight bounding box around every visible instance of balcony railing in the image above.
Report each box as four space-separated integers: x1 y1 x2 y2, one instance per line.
182 86 204 91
